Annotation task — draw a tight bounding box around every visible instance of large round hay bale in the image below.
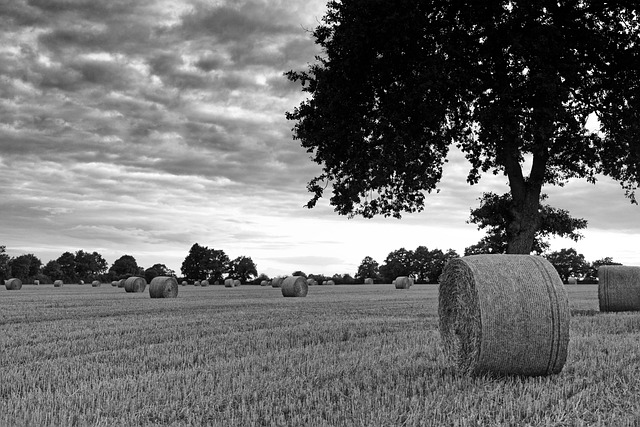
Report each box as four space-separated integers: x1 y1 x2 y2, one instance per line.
54 280 63 287
598 265 640 312
5 278 22 290
281 275 308 297
124 276 147 293
201 280 209 287
260 280 268 286
439 254 570 376
91 280 101 287
117 279 125 288
271 277 283 288
224 278 233 287
395 276 412 289
364 278 374 284
149 276 178 298
233 279 241 287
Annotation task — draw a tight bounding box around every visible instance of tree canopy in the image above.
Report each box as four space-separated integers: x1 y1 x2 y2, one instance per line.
286 1 640 253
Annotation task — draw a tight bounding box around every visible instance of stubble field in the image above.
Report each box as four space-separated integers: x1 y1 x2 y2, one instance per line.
1 283 639 426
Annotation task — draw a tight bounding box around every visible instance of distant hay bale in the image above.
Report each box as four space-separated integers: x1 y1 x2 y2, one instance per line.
181 281 187 286
260 280 268 286
271 277 283 288
321 280 327 286
5 278 22 290
54 280 63 287
233 279 241 287
395 276 412 289
307 278 318 286
224 278 234 287
149 276 178 298
79 280 84 285
439 254 570 376
598 265 640 312
281 275 308 297
194 280 201 286
567 276 578 284
34 280 40 286
111 281 118 287
364 278 374 284
392 280 396 286
91 280 101 287
124 276 147 293
327 280 335 286
201 280 209 287
117 279 125 288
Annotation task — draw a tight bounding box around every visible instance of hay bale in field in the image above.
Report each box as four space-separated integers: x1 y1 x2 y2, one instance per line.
181 281 187 286
201 280 209 287
364 278 374 284
149 276 178 298
327 280 335 286
34 279 40 286
567 276 578 284
193 280 201 286
598 265 640 312
233 279 241 287
124 276 146 293
5 278 22 290
321 280 327 286
439 254 570 377
224 278 233 287
281 275 308 297
117 279 125 288
395 276 412 289
91 280 101 287
79 280 84 285
111 281 118 287
306 278 318 286
271 277 283 288
54 280 63 287
260 280 268 286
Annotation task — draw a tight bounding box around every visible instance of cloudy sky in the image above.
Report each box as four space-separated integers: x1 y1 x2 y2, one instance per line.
1 0 638 277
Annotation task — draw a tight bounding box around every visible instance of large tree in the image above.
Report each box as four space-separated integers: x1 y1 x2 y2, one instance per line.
109 255 140 279
286 1 640 254
181 243 230 282
465 193 588 255
229 256 258 283
355 256 380 281
379 248 414 282
546 248 589 282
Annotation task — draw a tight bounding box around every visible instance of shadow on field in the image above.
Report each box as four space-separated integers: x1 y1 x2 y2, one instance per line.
570 309 600 316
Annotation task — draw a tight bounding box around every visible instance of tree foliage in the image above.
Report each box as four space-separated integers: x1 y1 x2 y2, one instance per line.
181 243 230 282
109 255 141 279
378 248 414 283
465 193 588 255
546 248 589 282
355 256 380 280
286 1 640 254
230 256 258 283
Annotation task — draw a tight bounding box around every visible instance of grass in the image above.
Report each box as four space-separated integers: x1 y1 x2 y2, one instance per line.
1 284 640 426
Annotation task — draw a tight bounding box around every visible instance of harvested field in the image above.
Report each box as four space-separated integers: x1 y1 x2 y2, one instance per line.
0 283 638 426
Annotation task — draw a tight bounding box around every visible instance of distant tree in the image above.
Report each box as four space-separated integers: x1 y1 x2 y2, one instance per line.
74 250 108 282
109 255 140 279
355 256 379 281
546 248 589 282
152 263 174 276
412 247 459 283
181 243 230 282
230 256 258 283
0 245 9 282
8 254 42 281
465 193 588 255
591 257 623 269
56 252 77 283
379 248 414 283
144 267 159 283
42 260 64 281
286 1 640 255
341 273 355 284
292 270 307 278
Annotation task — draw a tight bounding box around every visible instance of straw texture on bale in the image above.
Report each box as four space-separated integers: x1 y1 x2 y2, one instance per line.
271 277 283 288
54 280 63 287
201 280 209 287
364 278 374 284
124 276 147 293
395 276 412 289
149 276 178 298
598 265 640 312
5 278 22 290
281 275 309 297
439 254 570 377
91 280 101 287
224 278 233 287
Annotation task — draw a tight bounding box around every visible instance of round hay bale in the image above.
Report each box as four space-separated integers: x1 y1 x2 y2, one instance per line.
327 280 335 286
181 281 187 286
111 281 118 287
233 279 241 287
306 278 318 286
260 280 268 286
281 275 308 297
5 278 22 290
79 280 84 285
124 276 147 293
598 265 640 312
54 280 63 287
201 280 209 287
149 276 178 298
34 279 40 286
193 280 201 286
117 279 125 288
271 277 283 288
567 276 578 284
321 280 327 286
224 278 233 287
395 276 412 289
392 279 396 286
91 280 101 287
364 278 374 284
439 254 570 377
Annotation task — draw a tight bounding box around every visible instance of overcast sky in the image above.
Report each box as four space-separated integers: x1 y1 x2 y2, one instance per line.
1 0 638 277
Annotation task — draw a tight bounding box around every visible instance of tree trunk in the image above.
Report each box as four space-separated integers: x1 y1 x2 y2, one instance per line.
506 195 541 254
